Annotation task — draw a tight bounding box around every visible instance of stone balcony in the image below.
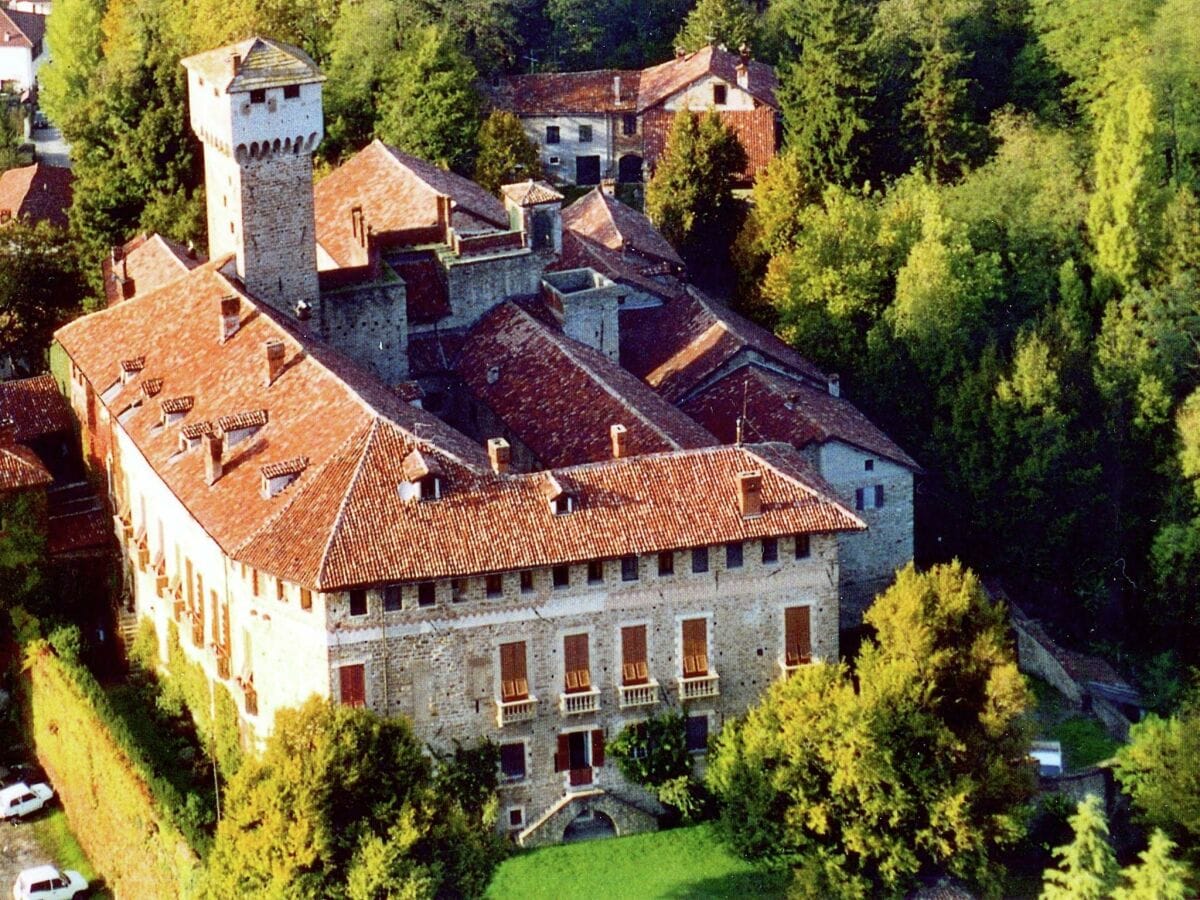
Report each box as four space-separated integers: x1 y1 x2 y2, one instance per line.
559 687 601 716
496 695 538 727
617 679 660 709
677 672 720 702
778 656 811 679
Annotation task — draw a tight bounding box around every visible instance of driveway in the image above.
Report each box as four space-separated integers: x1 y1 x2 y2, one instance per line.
31 126 70 169
0 811 53 891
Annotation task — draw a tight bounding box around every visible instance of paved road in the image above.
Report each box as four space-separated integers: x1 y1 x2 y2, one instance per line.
0 811 54 891
31 126 70 169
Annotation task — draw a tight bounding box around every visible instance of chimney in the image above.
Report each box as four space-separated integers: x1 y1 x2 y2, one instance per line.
264 339 286 386
229 53 241 78
351 205 365 246
487 437 511 475
436 194 452 231
738 470 763 518
675 45 686 59
828 374 840 398
219 295 241 343
739 42 751 65
736 62 749 91
613 75 621 103
611 423 628 459
600 178 617 197
204 432 223 485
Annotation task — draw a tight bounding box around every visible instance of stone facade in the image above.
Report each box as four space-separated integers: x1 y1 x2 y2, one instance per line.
318 277 409 385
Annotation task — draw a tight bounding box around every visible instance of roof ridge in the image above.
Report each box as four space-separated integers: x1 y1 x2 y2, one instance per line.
742 442 863 527
313 417 381 589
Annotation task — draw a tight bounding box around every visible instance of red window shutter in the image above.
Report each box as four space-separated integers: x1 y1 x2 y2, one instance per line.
591 729 605 767
785 606 811 666
339 664 365 707
682 618 708 676
621 626 648 685
555 734 570 772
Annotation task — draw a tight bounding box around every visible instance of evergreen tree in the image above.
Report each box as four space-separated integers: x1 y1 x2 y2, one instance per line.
674 0 757 55
38 0 106 135
1112 830 1195 900
1040 795 1119 900
473 110 543 194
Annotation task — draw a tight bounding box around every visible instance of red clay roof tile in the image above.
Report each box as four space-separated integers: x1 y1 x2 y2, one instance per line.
0 164 72 229
562 188 683 267
0 375 72 442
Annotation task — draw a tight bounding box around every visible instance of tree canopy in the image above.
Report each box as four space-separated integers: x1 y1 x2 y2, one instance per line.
474 110 544 194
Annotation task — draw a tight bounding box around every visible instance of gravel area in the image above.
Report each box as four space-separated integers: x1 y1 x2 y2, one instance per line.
0 812 55 891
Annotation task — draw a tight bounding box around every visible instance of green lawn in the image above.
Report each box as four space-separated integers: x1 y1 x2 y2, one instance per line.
30 808 114 899
1026 676 1121 771
486 824 789 900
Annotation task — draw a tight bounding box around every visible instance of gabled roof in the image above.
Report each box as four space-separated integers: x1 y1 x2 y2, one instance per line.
182 36 324 93
501 180 563 206
0 375 72 442
562 188 683 268
621 289 829 402
314 140 509 268
103 233 203 306
0 7 34 49
637 46 778 110
456 302 716 468
557 231 685 302
0 441 51 492
489 69 641 116
0 164 73 229
681 365 920 470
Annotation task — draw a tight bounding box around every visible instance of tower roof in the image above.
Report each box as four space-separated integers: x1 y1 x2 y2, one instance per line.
182 36 324 93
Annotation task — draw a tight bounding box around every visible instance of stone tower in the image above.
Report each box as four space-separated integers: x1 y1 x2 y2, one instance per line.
182 37 324 323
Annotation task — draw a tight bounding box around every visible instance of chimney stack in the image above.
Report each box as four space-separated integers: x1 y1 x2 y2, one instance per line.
828 374 840 398
611 423 628 459
229 53 241 78
487 437 511 475
204 432 224 485
265 339 286 386
219 295 241 343
737 470 762 518
613 75 621 103
600 178 617 197
739 43 751 65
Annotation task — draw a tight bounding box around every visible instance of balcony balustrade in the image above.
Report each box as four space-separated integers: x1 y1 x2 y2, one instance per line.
618 679 660 709
677 671 720 702
559 687 600 716
495 695 538 727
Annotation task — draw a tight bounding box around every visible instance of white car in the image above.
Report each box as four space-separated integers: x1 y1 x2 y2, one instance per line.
11 866 87 900
0 782 54 820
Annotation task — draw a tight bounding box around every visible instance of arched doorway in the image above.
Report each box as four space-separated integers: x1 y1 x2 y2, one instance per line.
618 154 643 183
562 808 617 843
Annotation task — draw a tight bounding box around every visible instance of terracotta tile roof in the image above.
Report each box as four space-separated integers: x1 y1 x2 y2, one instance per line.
180 420 215 439
406 330 467 378
642 106 776 182
216 409 268 432
0 375 72 442
182 37 324 93
315 140 509 268
621 289 829 402
140 378 163 398
260 455 308 479
0 164 72 229
637 46 778 111
562 188 683 267
681 365 919 470
456 302 716 467
556 231 685 301
490 69 641 116
160 395 193 415
0 441 51 492
0 8 34 49
103 233 202 306
54 260 488 558
238 428 863 590
501 180 563 206
47 505 111 556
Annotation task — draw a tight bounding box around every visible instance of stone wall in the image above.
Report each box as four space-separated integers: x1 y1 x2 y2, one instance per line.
439 249 543 328
319 276 409 385
520 114 612 184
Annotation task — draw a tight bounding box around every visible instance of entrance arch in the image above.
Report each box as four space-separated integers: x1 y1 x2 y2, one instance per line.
618 154 643 183
562 808 617 843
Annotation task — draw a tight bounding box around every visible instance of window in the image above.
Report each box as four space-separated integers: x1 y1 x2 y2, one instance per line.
713 84 727 105
785 606 812 667
500 743 526 781
339 664 366 707
300 588 312 611
249 88 266 104
865 459 875 471
552 565 570 588
587 560 604 584
726 542 744 569
419 475 441 501
508 807 525 828
563 633 591 692
283 84 300 100
621 555 639 581
622 113 637 135
657 551 674 576
555 730 604 781
545 125 560 144
452 578 468 602
486 574 503 598
795 534 810 559
691 546 709 574
682 618 708 677
762 537 779 564
553 494 573 515
875 484 885 507
621 625 648 685
417 582 436 607
685 714 709 753
499 641 529 701
520 570 534 593
383 585 402 612
276 577 285 602
349 589 367 616
855 488 865 511
251 568 259 597
548 155 561 166
579 124 593 142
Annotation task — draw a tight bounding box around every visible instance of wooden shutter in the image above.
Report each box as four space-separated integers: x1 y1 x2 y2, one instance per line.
555 733 570 772
785 607 811 666
339 664 365 707
591 729 605 767
564 634 590 692
500 641 528 701
682 618 708 677
621 625 648 685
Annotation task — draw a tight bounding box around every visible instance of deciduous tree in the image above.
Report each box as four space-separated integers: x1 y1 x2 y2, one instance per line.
473 110 543 194
674 0 757 55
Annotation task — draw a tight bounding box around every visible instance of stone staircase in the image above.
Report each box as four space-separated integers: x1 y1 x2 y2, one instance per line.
115 603 139 651
518 787 660 848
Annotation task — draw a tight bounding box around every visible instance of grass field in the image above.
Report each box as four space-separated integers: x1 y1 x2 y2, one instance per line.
30 808 114 899
486 824 789 900
1026 676 1121 770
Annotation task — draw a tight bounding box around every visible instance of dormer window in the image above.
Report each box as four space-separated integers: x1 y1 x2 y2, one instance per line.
260 456 309 498
541 474 574 515
218 409 268 448
160 395 194 425
400 449 443 502
179 420 214 450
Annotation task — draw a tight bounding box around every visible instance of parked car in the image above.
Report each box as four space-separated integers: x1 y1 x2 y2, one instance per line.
0 782 54 821
12 865 88 900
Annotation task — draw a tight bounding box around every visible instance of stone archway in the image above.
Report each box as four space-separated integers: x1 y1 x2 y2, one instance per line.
618 154 644 183
562 808 617 843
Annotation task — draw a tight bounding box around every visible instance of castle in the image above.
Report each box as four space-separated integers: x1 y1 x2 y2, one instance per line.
52 38 916 844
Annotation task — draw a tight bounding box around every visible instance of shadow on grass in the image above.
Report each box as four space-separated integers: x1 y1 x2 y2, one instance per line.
659 866 791 899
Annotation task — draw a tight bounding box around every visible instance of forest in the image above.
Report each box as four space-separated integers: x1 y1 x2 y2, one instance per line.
34 0 1200 690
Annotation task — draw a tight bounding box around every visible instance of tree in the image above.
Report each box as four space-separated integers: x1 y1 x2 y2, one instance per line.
674 0 757 55
473 110 543 194
645 109 746 278
203 698 506 899
38 0 106 135
708 563 1034 897
1112 830 1195 900
0 491 48 616
376 25 482 175
1040 795 1119 900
